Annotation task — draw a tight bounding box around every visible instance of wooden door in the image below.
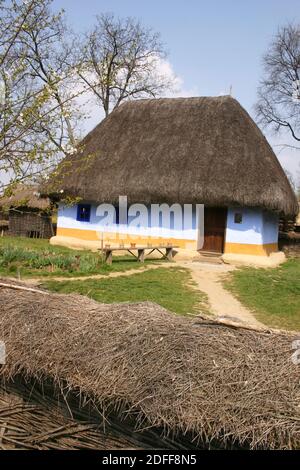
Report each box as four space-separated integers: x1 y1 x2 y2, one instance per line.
199 207 227 253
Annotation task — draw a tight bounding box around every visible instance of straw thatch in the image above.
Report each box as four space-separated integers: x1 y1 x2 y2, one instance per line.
0 379 183 450
0 281 299 449
0 184 51 211
0 381 141 450
44 96 298 217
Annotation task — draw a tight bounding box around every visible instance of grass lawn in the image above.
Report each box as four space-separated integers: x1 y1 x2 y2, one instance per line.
225 258 300 331
0 236 162 278
42 267 209 315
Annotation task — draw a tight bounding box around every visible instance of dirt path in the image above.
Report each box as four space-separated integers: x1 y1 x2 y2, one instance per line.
13 259 264 329
178 261 265 329
13 262 174 286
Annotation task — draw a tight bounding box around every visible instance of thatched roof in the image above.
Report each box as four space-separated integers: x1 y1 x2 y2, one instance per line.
0 184 51 211
0 281 299 449
44 96 298 217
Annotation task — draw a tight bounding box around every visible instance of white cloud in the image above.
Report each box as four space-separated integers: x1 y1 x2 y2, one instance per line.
155 57 199 98
77 57 201 134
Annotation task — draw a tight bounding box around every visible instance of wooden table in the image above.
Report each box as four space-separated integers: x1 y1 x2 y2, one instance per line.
99 245 179 265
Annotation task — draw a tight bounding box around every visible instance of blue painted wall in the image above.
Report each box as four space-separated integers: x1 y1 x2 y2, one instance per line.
58 203 279 247
57 202 199 241
225 207 278 245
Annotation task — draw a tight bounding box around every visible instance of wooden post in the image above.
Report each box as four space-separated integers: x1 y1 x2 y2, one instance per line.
166 247 174 261
137 249 145 263
104 250 113 265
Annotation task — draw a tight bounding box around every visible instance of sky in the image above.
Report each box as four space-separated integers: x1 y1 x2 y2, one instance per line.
53 0 300 186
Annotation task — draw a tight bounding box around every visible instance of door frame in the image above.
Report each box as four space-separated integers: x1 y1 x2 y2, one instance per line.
198 206 228 254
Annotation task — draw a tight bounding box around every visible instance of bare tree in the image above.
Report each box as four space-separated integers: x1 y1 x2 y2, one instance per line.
15 0 80 150
0 0 85 191
255 24 300 144
0 6 174 191
78 13 173 117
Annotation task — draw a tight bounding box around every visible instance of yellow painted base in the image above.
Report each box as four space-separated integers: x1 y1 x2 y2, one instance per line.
56 227 197 250
224 242 278 256
222 252 286 267
55 228 278 257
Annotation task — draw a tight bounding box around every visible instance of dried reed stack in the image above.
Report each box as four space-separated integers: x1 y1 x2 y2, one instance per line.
0 281 299 449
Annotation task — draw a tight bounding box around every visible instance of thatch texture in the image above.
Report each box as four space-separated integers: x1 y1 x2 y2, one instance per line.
0 281 299 449
0 380 182 450
44 96 298 216
0 382 141 450
0 184 51 211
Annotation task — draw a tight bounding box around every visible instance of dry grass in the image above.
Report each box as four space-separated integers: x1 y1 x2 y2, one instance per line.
0 379 185 450
0 280 300 449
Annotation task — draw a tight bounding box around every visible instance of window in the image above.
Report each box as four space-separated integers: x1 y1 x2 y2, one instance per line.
77 204 91 222
234 212 243 224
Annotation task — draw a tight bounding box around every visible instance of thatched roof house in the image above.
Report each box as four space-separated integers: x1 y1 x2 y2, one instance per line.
0 184 51 212
45 96 298 262
0 185 54 239
0 281 299 449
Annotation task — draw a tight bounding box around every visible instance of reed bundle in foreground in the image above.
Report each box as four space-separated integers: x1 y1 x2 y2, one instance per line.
0 281 299 449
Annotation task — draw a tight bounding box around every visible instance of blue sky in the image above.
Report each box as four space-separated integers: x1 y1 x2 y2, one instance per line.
54 0 300 184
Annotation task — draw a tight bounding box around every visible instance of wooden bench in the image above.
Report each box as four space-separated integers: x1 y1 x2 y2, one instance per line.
98 245 179 265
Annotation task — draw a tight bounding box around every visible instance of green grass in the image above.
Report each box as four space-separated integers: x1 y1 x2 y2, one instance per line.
225 258 300 331
0 236 161 278
42 267 208 315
